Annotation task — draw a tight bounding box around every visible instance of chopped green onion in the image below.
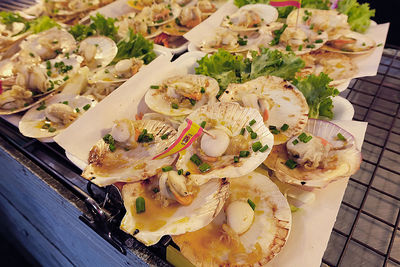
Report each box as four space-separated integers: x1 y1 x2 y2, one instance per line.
177 169 183 175
75 108 80 113
239 150 250 158
298 45 303 51
189 99 196 106
270 129 280 135
83 104 91 111
162 166 173 172
63 75 69 81
135 197 145 213
252 141 262 152
171 103 179 109
48 127 56 133
285 159 297 169
233 156 239 163
62 101 68 105
315 39 323 43
317 30 322 35
152 187 159 193
199 163 211 173
337 133 347 141
298 133 307 142
109 143 116 152
286 45 292 51
306 44 315 49
200 121 206 128
303 135 313 143
246 126 253 133
190 154 202 166
249 119 256 126
161 133 170 140
259 144 269 152
47 70 52 76
36 101 46 111
247 199 256 210
250 132 257 139
137 129 154 143
200 87 205 93
292 139 299 145
280 124 289 131
240 128 245 135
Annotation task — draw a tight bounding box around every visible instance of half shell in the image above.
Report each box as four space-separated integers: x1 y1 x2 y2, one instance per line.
322 30 376 54
264 119 362 189
19 93 96 139
220 76 309 145
176 102 274 185
82 119 178 187
221 4 278 32
145 74 219 116
79 36 118 69
259 22 329 55
172 171 291 266
135 3 181 27
120 177 229 246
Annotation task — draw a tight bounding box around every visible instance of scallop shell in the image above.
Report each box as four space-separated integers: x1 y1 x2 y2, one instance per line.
298 51 358 84
79 36 118 69
286 8 350 38
20 28 77 60
145 74 219 116
172 171 291 266
136 3 182 27
322 30 376 54
200 27 261 53
259 22 329 55
176 102 274 185
120 177 229 246
220 76 309 145
221 4 278 32
264 119 362 189
142 112 185 129
19 93 96 139
0 90 55 115
82 119 178 187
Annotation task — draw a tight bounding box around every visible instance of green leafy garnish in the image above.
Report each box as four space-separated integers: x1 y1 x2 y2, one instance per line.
162 166 173 172
68 24 95 41
89 13 119 41
247 199 256 210
0 11 30 35
337 0 375 33
111 30 156 65
293 73 339 119
30 16 59 34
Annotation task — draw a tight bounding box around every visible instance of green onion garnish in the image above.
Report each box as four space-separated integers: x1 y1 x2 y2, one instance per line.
200 121 206 128
189 99 196 106
292 139 299 145
303 135 313 143
62 101 68 105
200 87 205 93
250 132 257 139
190 154 202 166
83 104 91 111
246 126 253 133
171 103 179 109
247 199 256 210
315 39 323 43
259 144 269 152
337 133 347 141
152 187 159 193
161 133 170 140
36 101 46 111
162 166 173 172
233 156 239 163
199 163 211 173
281 124 289 131
298 133 307 142
252 141 262 152
285 159 297 169
178 169 183 175
249 119 256 126
240 128 245 135
136 197 145 213
239 151 250 158
48 127 56 133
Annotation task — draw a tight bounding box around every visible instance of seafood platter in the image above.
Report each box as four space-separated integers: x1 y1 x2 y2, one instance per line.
0 0 389 266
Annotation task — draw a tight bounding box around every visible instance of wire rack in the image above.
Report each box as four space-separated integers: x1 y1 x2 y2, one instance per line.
321 47 400 267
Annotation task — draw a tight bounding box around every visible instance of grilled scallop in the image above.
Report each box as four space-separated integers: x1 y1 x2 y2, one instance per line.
172 171 291 266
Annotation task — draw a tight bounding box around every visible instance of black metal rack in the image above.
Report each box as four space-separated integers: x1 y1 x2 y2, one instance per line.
322 47 400 267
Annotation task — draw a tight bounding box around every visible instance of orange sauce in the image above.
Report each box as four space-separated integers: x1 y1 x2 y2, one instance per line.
133 188 179 232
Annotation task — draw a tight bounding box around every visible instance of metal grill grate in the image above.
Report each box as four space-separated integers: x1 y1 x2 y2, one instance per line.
322 47 400 267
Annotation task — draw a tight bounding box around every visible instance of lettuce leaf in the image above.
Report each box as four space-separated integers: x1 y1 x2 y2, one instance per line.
293 73 339 119
302 0 330 10
196 48 304 98
111 30 156 65
337 0 375 33
195 49 247 95
69 13 118 42
234 0 268 8
0 11 30 35
248 47 305 81
30 16 59 34
89 13 119 41
69 24 95 41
